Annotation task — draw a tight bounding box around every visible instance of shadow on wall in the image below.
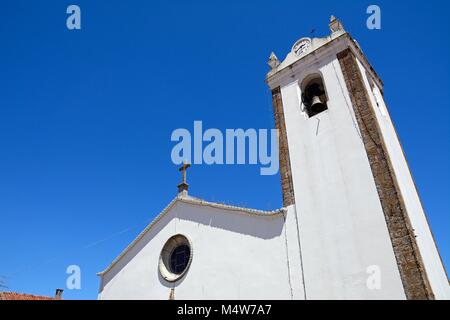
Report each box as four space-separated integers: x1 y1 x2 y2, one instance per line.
175 201 285 240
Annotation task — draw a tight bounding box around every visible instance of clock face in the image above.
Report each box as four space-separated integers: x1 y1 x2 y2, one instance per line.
293 38 311 56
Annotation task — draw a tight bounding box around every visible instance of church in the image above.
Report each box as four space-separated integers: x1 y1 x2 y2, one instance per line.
97 17 450 300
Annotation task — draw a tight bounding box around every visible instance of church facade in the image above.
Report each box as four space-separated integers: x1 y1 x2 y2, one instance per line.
97 17 450 300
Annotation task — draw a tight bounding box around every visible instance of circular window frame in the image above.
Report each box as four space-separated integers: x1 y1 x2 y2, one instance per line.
159 234 193 282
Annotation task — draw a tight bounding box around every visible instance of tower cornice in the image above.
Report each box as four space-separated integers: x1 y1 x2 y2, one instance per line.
266 32 383 92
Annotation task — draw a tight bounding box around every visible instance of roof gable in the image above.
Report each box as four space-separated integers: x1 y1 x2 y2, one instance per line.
98 194 284 276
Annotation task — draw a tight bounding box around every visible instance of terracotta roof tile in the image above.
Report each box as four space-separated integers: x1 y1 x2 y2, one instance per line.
0 292 60 300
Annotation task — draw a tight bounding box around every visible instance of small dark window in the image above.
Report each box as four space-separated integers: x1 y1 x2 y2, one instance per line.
301 76 328 117
170 244 191 274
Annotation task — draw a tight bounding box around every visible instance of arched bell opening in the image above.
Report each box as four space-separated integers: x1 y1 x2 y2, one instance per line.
301 74 328 117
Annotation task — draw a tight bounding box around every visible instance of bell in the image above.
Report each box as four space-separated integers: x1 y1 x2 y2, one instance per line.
310 95 327 114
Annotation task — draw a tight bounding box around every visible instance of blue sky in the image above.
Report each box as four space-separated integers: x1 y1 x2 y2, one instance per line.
0 1 449 299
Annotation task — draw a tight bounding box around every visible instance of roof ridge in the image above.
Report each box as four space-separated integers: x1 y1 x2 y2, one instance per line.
179 195 284 215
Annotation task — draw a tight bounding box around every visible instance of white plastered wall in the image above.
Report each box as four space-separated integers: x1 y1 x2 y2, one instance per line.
357 58 450 299
98 201 304 300
279 49 406 299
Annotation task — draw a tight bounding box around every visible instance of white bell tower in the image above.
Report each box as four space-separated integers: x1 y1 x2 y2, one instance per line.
266 16 450 300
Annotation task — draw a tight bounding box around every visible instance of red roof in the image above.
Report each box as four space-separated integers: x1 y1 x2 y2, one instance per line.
0 292 61 300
